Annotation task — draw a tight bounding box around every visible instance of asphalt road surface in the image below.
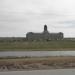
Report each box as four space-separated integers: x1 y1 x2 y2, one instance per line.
0 51 75 57
0 69 75 75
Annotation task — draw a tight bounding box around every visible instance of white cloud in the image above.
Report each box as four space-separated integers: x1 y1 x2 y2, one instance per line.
0 0 75 37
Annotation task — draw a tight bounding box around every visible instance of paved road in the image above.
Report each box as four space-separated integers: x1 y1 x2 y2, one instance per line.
0 69 75 75
0 51 75 57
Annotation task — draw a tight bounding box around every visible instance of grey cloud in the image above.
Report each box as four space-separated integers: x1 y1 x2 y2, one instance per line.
59 20 75 28
0 0 75 37
0 13 28 23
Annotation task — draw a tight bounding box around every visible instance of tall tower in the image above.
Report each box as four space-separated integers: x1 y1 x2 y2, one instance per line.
44 24 48 32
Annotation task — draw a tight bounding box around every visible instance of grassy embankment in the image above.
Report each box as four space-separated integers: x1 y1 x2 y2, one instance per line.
0 40 75 51
1 56 75 62
0 57 75 70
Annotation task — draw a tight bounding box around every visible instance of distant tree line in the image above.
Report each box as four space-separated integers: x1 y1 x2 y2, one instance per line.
0 37 75 43
0 37 27 42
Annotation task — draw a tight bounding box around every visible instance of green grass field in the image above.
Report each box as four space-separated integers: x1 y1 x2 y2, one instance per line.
0 40 75 51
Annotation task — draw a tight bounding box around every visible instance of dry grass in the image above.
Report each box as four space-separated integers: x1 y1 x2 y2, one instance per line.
0 57 75 71
0 56 75 65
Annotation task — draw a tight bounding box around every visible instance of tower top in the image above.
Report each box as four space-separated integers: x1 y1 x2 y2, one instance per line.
44 24 47 31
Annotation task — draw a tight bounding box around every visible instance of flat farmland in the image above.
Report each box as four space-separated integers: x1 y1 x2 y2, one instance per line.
0 40 75 51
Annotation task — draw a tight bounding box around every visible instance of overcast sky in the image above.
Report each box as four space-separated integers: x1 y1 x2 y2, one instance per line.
0 0 75 37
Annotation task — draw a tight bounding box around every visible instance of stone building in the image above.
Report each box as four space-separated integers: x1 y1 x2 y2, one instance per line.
26 25 64 41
